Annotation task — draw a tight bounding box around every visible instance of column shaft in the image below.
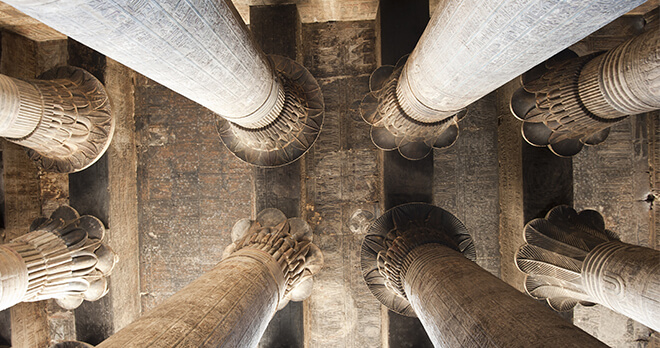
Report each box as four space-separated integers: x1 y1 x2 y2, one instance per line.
97 250 282 348
583 241 660 331
510 27 660 156
516 205 660 332
6 0 281 128
403 244 607 348
578 28 660 118
398 0 644 122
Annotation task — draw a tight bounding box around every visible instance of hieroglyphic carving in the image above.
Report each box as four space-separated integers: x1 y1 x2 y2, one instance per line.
510 27 660 156
0 66 113 173
516 205 660 331
217 55 324 167
0 205 117 311
5 0 325 167
359 60 463 160
360 0 644 159
222 208 324 309
360 203 475 316
96 209 322 348
361 204 608 348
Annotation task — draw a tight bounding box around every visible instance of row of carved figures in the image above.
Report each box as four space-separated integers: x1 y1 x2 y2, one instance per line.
1 203 656 347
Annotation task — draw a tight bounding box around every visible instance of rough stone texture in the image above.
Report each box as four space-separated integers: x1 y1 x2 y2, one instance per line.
250 5 304 348
233 0 379 24
103 58 141 334
0 3 65 42
522 145 573 222
303 21 376 79
433 93 500 276
0 30 74 348
303 20 381 348
135 74 253 312
250 4 302 63
496 78 526 292
573 114 654 347
404 244 608 348
650 110 660 251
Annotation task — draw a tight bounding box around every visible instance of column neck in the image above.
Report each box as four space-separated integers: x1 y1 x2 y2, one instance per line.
395 64 461 123
582 240 660 331
0 75 42 139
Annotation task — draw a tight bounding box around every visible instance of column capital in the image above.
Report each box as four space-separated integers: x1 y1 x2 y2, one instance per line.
510 27 660 157
222 208 323 310
360 203 475 316
0 205 117 311
0 66 113 173
516 205 660 331
360 60 463 160
217 55 324 167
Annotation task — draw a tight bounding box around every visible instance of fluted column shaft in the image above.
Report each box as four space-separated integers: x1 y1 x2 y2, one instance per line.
402 244 607 347
7 0 281 129
397 0 644 122
582 241 659 330
97 249 282 348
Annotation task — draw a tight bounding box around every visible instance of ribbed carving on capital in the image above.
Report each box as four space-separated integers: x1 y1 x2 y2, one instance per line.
516 205 660 331
217 55 324 167
0 66 113 173
510 27 660 157
50 341 95 348
222 208 323 310
359 59 465 160
0 205 117 311
360 203 475 316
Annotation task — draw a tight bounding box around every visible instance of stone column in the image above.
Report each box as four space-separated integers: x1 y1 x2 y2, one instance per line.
6 0 324 167
511 27 660 156
361 203 608 347
360 0 644 160
0 66 112 173
96 208 323 348
50 342 94 348
516 205 660 331
0 205 117 311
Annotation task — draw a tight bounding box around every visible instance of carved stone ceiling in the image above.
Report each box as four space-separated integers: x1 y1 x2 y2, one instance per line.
231 0 379 23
